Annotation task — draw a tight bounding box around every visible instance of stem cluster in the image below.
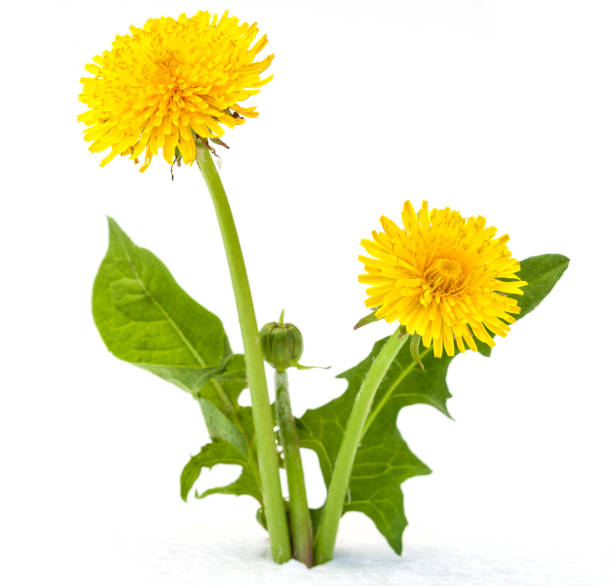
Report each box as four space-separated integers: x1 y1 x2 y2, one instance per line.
196 143 406 566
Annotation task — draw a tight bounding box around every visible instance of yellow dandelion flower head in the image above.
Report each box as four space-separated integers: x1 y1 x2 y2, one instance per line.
359 201 528 358
78 11 273 172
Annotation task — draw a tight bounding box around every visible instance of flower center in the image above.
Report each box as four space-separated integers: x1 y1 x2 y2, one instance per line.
424 258 464 293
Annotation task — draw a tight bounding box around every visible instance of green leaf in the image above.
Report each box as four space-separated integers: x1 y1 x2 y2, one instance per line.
477 253 569 357
180 440 261 503
92 219 265 507
92 217 231 394
299 253 568 554
299 340 444 554
182 354 263 504
514 254 569 317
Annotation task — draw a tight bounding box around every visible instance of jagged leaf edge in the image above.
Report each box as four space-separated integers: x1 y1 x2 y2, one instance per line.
180 439 261 504
182 354 264 505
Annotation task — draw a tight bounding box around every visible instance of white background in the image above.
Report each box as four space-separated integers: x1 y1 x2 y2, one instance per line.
1 1 611 584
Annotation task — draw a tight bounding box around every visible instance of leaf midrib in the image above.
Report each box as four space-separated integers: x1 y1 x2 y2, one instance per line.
113 229 207 368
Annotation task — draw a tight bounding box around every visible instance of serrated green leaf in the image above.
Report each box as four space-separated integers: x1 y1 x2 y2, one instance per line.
182 354 263 504
299 253 568 554
299 340 445 554
92 217 231 394
180 440 261 503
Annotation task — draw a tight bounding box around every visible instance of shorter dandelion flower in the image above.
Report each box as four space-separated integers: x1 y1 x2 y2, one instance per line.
359 201 528 358
78 11 273 172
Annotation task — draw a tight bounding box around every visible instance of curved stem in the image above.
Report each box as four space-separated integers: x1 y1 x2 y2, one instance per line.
196 144 291 564
314 328 408 565
275 370 314 567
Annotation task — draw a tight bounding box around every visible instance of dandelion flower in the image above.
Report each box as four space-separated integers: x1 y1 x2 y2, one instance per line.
359 201 528 358
78 11 273 172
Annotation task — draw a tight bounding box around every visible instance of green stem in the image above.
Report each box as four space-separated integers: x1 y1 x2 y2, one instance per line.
314 328 408 565
196 144 291 564
275 370 314 567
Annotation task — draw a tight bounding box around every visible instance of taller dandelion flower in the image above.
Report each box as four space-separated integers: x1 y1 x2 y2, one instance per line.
78 11 273 171
359 201 528 358
80 11 292 564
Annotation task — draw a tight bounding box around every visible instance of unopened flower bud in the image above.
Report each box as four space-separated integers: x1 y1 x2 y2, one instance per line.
260 320 304 371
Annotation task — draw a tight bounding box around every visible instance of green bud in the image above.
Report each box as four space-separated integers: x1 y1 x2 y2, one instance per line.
260 320 304 371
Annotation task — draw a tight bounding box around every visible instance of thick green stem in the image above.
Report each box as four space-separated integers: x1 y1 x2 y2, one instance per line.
275 370 314 567
196 145 291 564
314 328 408 565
